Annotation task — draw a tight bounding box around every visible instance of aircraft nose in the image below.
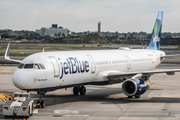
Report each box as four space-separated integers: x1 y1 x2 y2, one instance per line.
13 71 29 89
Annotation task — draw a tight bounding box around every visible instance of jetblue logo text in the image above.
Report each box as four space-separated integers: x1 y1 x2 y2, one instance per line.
60 57 89 79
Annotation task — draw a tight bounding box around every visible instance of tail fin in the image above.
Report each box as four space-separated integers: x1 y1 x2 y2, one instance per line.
146 10 163 50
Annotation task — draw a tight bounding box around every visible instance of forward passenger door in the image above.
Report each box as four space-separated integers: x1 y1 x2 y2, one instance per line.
87 55 96 74
49 56 60 77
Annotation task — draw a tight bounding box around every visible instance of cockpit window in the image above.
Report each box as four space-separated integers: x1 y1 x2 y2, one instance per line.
24 64 33 69
39 63 45 69
18 63 24 69
19 63 45 69
34 63 40 69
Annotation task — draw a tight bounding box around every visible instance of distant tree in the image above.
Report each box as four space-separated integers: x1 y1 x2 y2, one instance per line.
115 31 119 35
165 35 172 38
18 36 24 39
26 37 31 40
54 33 57 36
130 33 134 40
139 31 147 35
132 32 138 35
115 35 118 38
2 33 10 38
62 33 65 37
32 36 38 39
67 34 70 37
58 32 61 36
83 31 87 35
124 34 127 40
105 31 110 36
146 34 151 39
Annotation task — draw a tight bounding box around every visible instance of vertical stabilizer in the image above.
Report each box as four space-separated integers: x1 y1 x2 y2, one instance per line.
146 10 163 50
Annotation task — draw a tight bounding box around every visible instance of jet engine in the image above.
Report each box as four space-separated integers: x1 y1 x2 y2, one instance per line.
122 78 150 97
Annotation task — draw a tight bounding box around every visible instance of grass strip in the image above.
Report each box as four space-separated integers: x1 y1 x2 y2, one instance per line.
0 44 85 47
0 53 30 57
0 44 106 48
0 48 63 50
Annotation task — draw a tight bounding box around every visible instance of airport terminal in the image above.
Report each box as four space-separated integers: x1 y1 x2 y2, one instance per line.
36 24 69 37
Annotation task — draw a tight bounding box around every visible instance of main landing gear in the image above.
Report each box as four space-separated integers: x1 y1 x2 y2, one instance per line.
73 86 86 95
36 91 46 108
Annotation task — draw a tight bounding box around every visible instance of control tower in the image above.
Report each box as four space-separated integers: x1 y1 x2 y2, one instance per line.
98 21 101 34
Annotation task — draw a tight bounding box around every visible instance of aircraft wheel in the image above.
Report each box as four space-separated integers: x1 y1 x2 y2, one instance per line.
31 103 33 116
27 106 30 117
41 100 45 108
128 96 133 98
135 95 140 98
80 86 86 95
73 87 80 95
37 100 41 108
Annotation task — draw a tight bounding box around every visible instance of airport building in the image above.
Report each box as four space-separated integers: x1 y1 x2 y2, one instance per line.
36 24 69 36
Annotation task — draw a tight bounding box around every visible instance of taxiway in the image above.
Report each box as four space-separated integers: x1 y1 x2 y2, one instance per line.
0 65 180 120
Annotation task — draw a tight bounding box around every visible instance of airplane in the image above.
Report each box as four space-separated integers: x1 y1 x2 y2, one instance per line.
4 10 180 108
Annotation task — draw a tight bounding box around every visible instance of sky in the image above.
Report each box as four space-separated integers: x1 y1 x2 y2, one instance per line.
0 0 179 33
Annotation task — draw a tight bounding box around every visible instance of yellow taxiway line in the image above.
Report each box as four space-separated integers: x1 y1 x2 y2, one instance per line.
0 94 12 102
148 76 180 88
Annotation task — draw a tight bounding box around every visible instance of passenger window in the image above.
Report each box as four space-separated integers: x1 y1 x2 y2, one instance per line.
24 64 33 69
18 63 24 69
39 63 45 69
34 63 40 69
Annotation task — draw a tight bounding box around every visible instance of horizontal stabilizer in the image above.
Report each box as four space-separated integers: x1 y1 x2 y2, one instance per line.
161 54 180 59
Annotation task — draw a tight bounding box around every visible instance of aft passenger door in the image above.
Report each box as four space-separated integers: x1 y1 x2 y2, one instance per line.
49 56 60 77
125 56 131 69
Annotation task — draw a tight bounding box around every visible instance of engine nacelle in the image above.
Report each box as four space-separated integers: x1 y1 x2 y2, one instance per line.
122 78 150 97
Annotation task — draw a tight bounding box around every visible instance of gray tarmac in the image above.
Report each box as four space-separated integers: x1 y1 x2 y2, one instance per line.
0 64 180 120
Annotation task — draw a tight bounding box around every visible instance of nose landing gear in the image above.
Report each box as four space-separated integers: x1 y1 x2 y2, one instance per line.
36 91 46 108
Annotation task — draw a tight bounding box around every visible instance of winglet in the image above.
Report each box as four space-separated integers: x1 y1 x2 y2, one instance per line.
146 10 163 50
4 42 22 63
4 42 11 60
42 48 45 52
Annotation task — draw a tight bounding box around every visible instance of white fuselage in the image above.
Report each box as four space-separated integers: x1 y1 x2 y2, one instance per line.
12 49 165 91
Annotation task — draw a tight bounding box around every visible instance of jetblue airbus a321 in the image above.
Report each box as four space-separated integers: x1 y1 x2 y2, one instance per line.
4 11 180 108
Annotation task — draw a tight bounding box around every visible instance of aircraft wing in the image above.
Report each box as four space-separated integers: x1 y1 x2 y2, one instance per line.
107 69 180 81
161 54 180 59
4 42 22 63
